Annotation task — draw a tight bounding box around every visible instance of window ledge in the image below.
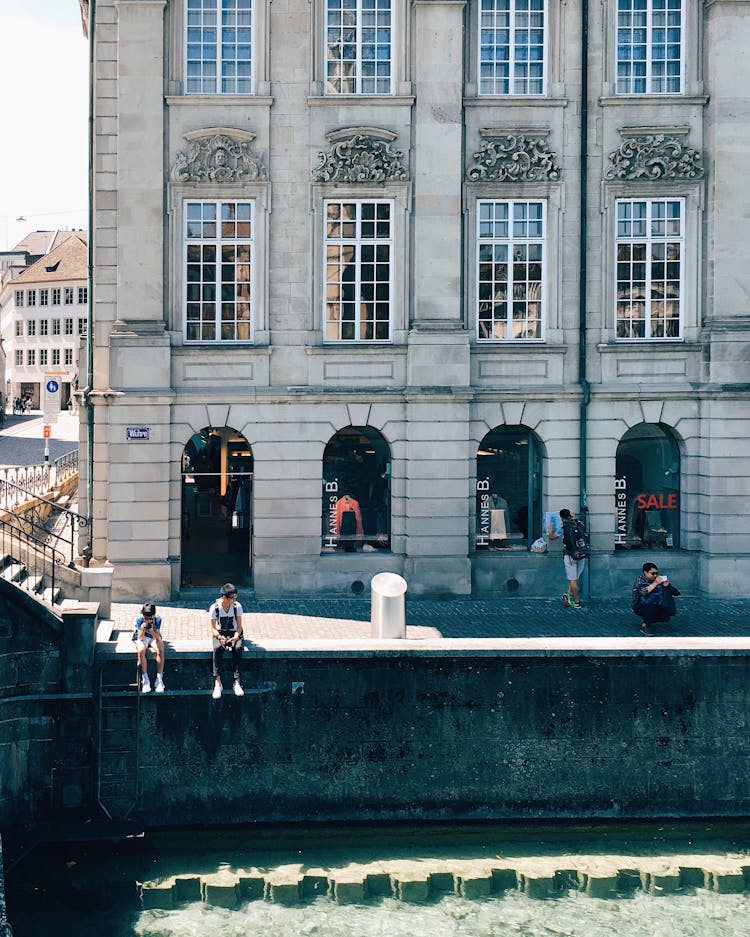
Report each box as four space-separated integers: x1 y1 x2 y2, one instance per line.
306 344 407 354
307 95 415 107
598 94 709 107
174 343 271 355
472 341 567 352
597 341 701 352
463 96 568 108
166 95 274 107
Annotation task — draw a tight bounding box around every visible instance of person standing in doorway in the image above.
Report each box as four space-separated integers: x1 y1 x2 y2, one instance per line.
559 508 589 609
209 582 245 698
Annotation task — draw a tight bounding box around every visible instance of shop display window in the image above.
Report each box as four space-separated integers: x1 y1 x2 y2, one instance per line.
615 423 680 550
475 426 542 550
322 426 391 552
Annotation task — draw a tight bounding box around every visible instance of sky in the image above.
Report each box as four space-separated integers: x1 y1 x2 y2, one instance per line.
0 1 89 252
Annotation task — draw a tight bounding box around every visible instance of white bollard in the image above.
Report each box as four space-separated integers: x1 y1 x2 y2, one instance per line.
370 572 407 638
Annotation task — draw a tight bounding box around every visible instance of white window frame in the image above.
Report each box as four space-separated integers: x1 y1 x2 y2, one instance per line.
27 320 36 337
15 322 22 338
615 0 684 95
183 198 256 344
184 0 254 95
14 350 22 367
614 197 684 341
64 348 74 366
78 318 87 336
78 286 88 304
475 198 547 343
52 349 60 366
39 319 48 336
52 289 61 306
52 319 60 336
27 289 37 307
64 287 74 305
15 291 23 307
40 289 49 307
64 317 73 336
322 198 395 343
39 349 48 366
478 0 546 96
324 0 393 95
27 350 35 366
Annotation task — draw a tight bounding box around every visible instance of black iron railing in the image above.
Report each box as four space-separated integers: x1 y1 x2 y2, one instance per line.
0 516 64 603
0 479 88 568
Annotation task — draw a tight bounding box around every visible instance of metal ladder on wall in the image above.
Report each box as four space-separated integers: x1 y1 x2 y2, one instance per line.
96 664 141 820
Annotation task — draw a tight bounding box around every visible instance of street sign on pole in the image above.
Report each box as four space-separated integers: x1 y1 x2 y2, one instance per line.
43 376 61 425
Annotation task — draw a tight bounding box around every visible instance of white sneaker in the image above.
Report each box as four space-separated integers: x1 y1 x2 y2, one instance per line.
233 680 244 697
155 674 165 693
212 680 222 700
141 675 151 694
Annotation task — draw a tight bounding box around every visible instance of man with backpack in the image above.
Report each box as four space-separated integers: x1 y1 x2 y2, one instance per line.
209 582 245 698
558 508 590 609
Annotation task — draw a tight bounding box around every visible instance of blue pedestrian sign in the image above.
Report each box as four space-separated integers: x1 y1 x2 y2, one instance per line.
43 373 62 424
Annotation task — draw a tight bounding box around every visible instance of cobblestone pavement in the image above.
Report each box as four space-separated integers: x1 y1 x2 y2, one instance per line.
0 410 79 466
110 593 750 642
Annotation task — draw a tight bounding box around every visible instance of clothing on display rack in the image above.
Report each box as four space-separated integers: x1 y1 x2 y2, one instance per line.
333 494 364 538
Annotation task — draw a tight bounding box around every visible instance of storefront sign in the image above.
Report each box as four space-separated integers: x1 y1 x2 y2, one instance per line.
126 426 150 441
476 477 490 547
323 478 338 549
614 476 628 547
635 492 678 510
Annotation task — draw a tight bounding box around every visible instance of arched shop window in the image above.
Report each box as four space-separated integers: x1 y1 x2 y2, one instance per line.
475 426 542 550
322 426 391 553
615 423 680 550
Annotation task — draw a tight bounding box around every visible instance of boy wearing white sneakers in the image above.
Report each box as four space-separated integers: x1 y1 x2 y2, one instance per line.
209 583 245 698
133 602 166 693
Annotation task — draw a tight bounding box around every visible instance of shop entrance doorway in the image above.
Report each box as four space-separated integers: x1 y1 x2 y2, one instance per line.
181 426 253 588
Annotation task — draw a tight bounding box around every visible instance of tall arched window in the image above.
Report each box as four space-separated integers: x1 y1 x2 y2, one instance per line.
475 426 542 550
615 423 680 550
322 426 391 552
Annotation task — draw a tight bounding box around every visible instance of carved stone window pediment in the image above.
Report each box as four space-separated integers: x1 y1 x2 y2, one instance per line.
467 129 561 182
312 127 408 184
172 128 268 184
605 129 705 181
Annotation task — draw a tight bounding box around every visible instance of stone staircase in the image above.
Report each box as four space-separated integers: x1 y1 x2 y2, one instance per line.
0 551 62 608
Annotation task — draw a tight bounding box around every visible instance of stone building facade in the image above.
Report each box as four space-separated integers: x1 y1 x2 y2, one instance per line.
81 0 750 600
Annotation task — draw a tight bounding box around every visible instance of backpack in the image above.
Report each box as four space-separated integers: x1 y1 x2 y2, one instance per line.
563 519 590 560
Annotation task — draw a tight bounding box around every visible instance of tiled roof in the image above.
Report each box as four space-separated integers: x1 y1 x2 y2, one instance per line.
12 233 88 284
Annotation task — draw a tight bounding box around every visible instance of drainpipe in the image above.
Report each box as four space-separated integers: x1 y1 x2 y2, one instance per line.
578 0 590 521
82 0 96 567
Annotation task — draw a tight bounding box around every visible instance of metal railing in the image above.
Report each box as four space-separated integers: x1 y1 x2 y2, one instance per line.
0 478 88 568
0 516 64 603
0 451 78 510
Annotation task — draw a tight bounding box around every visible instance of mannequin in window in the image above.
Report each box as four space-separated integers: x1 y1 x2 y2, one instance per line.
334 494 364 550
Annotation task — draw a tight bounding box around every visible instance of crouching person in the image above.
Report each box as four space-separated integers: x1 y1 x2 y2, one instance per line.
210 582 244 698
134 602 165 693
632 562 680 636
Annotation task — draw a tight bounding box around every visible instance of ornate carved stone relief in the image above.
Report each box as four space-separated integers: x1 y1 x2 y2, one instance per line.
467 130 561 182
605 130 705 181
172 128 268 183
312 127 408 183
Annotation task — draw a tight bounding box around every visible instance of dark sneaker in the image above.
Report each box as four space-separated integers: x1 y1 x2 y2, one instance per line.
561 594 570 608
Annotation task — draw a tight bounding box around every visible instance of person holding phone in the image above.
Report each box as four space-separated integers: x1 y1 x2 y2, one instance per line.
631 562 680 636
133 602 166 692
